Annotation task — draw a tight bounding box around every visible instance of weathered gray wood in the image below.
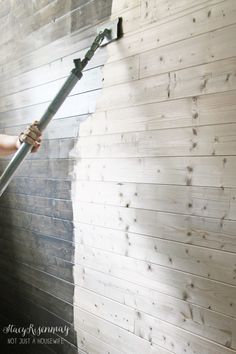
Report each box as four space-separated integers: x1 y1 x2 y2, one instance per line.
0 89 101 127
0 0 112 65
0 192 73 219
0 235 74 283
0 292 78 354
0 275 73 324
0 207 74 241
0 67 103 112
1 158 75 179
0 0 93 49
1 138 76 161
0 256 74 304
2 115 85 139
0 225 74 261
0 270 73 324
0 29 105 83
0 51 105 99
0 1 112 354
7 177 72 199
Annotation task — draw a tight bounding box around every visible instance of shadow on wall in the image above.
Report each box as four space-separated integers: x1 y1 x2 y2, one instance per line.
0 156 77 354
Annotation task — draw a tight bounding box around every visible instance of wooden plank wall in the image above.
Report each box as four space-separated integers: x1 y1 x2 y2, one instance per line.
72 0 236 353
0 1 112 353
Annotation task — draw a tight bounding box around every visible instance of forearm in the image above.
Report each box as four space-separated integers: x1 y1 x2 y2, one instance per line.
0 123 42 157
0 134 20 156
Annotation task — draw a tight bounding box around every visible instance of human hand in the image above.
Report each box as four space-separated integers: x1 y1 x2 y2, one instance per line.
18 121 42 152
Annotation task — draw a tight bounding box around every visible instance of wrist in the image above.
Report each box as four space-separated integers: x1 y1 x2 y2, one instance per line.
15 136 21 150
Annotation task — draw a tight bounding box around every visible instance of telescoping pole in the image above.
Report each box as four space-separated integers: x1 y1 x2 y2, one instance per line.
0 28 113 197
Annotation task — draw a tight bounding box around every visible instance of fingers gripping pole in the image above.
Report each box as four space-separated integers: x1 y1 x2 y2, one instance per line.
0 27 114 197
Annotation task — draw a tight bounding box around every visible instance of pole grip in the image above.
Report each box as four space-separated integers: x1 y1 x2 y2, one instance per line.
0 71 80 197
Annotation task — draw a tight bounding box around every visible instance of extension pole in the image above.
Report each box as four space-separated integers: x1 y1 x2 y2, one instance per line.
0 28 112 197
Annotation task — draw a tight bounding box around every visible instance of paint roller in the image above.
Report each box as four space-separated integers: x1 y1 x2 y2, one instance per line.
0 18 122 197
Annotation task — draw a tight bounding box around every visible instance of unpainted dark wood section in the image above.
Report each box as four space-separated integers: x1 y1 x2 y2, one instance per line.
0 1 112 353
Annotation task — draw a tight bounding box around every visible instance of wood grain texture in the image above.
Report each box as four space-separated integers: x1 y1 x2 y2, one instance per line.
1 0 236 353
108 0 236 63
75 202 236 252
0 206 74 241
0 0 112 65
0 1 113 353
79 90 236 137
7 177 72 199
140 0 224 23
71 1 236 353
74 222 236 285
72 181 231 219
74 266 236 349
74 245 236 318
0 67 103 112
75 124 236 158
73 155 236 187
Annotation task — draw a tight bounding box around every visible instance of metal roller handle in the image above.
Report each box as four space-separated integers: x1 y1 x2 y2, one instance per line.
0 28 111 197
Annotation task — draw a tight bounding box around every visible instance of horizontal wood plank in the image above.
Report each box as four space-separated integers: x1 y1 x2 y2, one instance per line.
75 222 236 285
79 90 236 136
74 245 236 317
74 155 236 188
98 57 236 111
72 181 231 219
140 0 224 23
7 177 72 199
0 89 101 127
108 0 236 62
75 123 236 158
74 203 236 252
0 0 112 65
0 256 74 304
0 67 103 112
0 207 74 241
74 266 236 349
74 306 174 354
0 192 73 220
